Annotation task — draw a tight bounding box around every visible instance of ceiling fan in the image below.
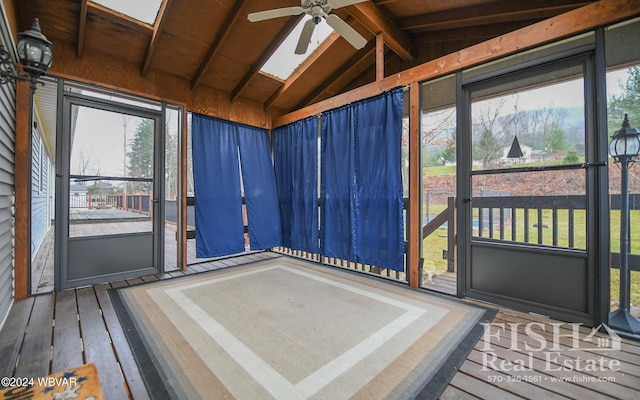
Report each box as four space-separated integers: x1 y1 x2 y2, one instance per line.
248 0 368 54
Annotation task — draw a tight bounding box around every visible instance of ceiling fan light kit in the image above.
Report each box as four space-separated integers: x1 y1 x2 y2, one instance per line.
248 0 368 54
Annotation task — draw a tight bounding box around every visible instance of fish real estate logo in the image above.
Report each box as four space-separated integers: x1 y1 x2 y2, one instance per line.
480 322 623 374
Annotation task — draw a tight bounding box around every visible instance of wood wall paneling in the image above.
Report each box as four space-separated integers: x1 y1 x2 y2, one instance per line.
49 41 278 128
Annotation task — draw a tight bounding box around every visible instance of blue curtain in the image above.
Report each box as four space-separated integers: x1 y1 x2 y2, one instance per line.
273 117 319 253
353 88 405 271
273 125 294 248
321 105 355 261
238 126 282 250
321 88 404 271
191 114 245 257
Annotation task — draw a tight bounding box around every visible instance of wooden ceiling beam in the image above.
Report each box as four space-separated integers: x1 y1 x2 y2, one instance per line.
142 0 173 76
87 2 153 34
339 47 394 93
230 15 304 102
264 31 343 111
376 33 384 81
274 0 639 127
416 21 541 43
399 0 594 32
77 0 88 58
294 40 376 109
373 0 402 5
191 0 247 90
345 1 413 62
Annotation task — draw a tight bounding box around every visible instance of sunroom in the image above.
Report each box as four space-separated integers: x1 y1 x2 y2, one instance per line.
1 1 639 399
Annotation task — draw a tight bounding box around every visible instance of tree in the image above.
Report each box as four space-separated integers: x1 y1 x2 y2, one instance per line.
128 119 154 192
472 98 516 169
474 127 503 168
512 106 567 151
440 131 456 164
543 122 566 157
421 108 456 147
608 66 640 133
564 148 579 163
74 149 100 176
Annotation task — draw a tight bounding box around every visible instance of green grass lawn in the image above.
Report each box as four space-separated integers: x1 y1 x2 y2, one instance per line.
420 205 640 307
423 165 455 176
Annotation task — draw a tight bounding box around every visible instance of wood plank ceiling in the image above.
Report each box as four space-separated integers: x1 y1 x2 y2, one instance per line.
14 0 595 114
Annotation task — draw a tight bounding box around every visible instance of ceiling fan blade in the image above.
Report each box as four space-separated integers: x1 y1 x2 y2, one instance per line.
327 0 368 9
248 6 305 22
295 19 316 54
325 14 367 50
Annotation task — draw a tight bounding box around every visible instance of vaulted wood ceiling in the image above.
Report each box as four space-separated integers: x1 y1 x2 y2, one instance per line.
14 0 595 114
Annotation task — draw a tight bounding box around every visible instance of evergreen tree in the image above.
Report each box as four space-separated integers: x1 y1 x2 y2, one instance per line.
608 66 640 133
564 148 579 163
128 119 154 192
544 123 566 157
473 127 503 169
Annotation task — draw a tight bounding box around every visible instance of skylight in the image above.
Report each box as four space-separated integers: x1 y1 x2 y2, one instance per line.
91 0 163 25
261 18 333 80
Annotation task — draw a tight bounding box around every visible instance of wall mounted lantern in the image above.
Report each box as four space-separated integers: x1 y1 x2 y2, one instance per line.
0 18 52 92
609 113 640 334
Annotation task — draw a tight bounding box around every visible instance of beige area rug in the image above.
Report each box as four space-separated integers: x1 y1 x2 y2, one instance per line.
110 257 494 399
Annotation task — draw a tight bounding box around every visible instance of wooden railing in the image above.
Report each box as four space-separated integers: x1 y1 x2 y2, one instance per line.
183 193 640 274
420 194 640 272
472 195 587 249
272 198 410 282
69 193 151 215
422 197 456 272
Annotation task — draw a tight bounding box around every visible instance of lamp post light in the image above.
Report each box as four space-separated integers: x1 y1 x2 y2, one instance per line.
609 113 640 334
0 18 52 92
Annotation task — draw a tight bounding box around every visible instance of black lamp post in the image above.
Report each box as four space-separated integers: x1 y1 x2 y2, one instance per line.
609 113 640 334
0 18 52 92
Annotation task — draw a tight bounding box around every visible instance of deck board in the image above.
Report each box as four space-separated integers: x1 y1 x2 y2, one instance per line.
467 348 618 400
448 370 521 400
458 358 571 399
0 296 34 380
76 287 129 400
2 253 640 399
439 384 482 399
14 295 54 379
51 289 83 373
94 284 150 400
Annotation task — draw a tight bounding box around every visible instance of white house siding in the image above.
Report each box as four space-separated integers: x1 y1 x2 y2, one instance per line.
0 7 16 327
30 127 50 260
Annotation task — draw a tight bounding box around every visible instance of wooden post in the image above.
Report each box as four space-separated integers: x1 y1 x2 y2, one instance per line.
376 33 384 82
180 107 187 271
14 81 31 299
408 82 420 288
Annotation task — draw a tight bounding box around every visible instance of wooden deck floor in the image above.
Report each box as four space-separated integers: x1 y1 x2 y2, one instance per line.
423 270 457 295
30 224 236 294
4 252 640 400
